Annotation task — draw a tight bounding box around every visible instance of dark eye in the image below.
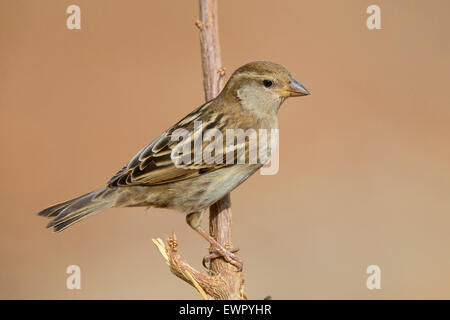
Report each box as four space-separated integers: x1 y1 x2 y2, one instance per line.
263 79 273 88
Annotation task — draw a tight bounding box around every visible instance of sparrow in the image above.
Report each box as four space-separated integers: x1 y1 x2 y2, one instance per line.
38 61 310 271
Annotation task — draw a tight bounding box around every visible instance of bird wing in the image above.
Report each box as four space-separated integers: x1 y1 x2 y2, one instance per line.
107 101 249 187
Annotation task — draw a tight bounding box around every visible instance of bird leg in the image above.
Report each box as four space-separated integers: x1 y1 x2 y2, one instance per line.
186 211 243 272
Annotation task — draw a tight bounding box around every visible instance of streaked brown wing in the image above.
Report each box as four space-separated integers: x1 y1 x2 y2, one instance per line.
107 101 233 187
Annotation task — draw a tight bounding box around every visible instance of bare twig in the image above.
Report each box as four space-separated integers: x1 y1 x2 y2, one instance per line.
152 234 242 300
198 0 244 300
152 0 245 300
198 0 224 101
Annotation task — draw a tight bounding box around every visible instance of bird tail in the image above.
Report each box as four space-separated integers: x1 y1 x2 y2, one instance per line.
38 187 116 232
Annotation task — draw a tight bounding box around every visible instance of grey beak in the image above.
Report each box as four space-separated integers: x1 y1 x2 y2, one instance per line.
287 77 310 96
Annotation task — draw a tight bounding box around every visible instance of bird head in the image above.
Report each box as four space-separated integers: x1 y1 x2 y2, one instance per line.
221 61 310 113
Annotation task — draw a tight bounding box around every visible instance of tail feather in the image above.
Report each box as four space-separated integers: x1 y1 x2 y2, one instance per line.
38 187 115 232
37 193 87 218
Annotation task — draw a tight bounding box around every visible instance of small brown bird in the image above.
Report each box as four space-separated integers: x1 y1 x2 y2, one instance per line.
38 61 310 271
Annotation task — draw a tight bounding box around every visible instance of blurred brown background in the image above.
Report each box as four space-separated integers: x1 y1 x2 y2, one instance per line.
1 0 450 299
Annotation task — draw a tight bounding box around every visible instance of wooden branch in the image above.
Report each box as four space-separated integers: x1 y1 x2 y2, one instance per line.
197 0 224 100
198 0 244 300
152 0 245 300
152 234 246 300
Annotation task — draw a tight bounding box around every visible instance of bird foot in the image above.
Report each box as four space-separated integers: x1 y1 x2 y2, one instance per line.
202 246 243 272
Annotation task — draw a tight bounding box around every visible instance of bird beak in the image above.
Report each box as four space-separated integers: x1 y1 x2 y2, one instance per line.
280 77 310 97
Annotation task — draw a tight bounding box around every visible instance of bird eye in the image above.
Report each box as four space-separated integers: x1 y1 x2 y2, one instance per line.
263 79 273 88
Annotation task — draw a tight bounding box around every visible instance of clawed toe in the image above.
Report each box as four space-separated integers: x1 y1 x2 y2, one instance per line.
202 247 243 271
189 224 243 272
